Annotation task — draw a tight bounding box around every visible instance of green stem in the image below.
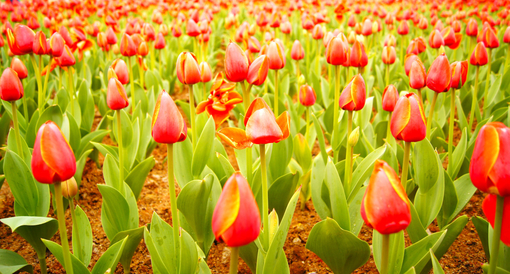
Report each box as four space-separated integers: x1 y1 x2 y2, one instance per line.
159 50 163 75
189 84 197 150
68 69 75 115
305 107 310 138
42 58 51 106
229 247 239 274
150 42 156 71
316 39 321 76
488 195 504 274
385 64 390 87
426 92 439 138
138 60 145 90
274 70 279 115
29 54 43 110
117 110 125 192
306 32 311 69
386 112 392 142
505 45 510 75
241 82 253 184
69 198 81 260
260 143 269 249
380 233 390 274
483 48 493 117
400 35 404 66
167 143 181 273
38 253 47 274
128 57 136 113
11 102 23 159
58 68 63 92
54 182 74 274
333 65 341 160
447 89 456 173
469 66 480 132
344 111 353 193
401 142 411 192
296 60 300 79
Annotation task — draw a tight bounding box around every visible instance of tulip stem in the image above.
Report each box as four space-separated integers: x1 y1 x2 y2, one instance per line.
229 247 239 274
345 111 353 193
401 141 411 192
333 65 341 160
150 42 156 71
447 89 456 173
295 61 300 79
469 66 480 132
483 48 493 118
241 82 253 184
488 195 504 274
305 107 310 138
167 143 181 273
386 112 392 142
68 68 75 115
138 61 145 90
316 39 321 76
117 110 125 193
38 253 47 274
54 182 74 274
11 102 23 159
380 233 390 274
42 58 52 107
128 57 136 113
69 198 82 260
426 92 439 138
385 64 390 87
306 32 311 69
416 88 423 104
30 54 44 111
189 84 197 150
260 143 269 249
274 70 279 115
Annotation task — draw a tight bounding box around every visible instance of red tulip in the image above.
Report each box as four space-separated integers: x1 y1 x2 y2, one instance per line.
428 29 445 49
482 195 510 245
142 23 156 42
361 160 411 234
120 33 137 57
391 93 426 142
397 20 410 35
450 61 468 89
49 32 65 57
186 19 200 37
350 40 368 68
225 42 249 82
248 36 261 53
31 121 76 184
426 53 451 93
382 85 398 112
6 24 35 55
291 40 304 60
470 122 510 196
441 27 456 46
176 52 201 85
107 78 129 110
137 41 149 56
200 62 212 83
409 58 427 89
56 45 76 67
10 57 27 79
267 40 286 70
339 74 366 111
470 42 489 66
247 55 269 86
280 21 291 34
362 18 373 36
33 31 48 55
106 27 117 45
111 59 129 85
151 91 187 144
0 68 24 101
212 172 260 247
482 26 500 48
312 24 324 40
382 46 396 64
299 84 316 106
154 33 166 49
384 34 396 47
466 18 478 37
326 36 346 65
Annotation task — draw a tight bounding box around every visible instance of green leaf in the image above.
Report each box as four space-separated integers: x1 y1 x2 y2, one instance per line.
407 202 428 243
310 156 330 220
448 128 467 180
98 185 138 240
42 239 90 274
306 218 371 274
0 249 33 274
293 134 312 172
413 139 440 193
401 231 447 274
430 250 445 274
36 104 63 130
192 117 215 178
91 237 127 274
437 173 457 229
268 173 301 218
174 138 193 188
125 156 155 200
72 206 93 266
269 138 293 181
312 114 328 164
76 130 109 158
110 227 144 273
103 154 120 189
481 264 510 274
373 231 405 274
348 145 386 202
472 216 491 260
324 161 350 231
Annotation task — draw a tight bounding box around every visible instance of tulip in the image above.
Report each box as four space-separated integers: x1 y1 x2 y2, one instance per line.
199 62 212 83
6 24 35 55
56 45 76 67
120 33 136 57
111 59 129 85
155 33 166 50
266 40 286 114
468 42 488 131
0 67 24 158
299 84 316 137
106 27 117 45
186 19 200 37
33 31 48 55
247 54 269 86
326 36 346 66
225 42 249 82
480 27 498 116
10 57 27 79
49 32 65 57
362 19 373 36
31 121 76 274
382 85 398 113
212 172 260 273
176 52 201 85
483 194 510 246
382 46 396 86
107 78 129 111
441 27 456 47
466 18 478 37
428 29 445 49
426 53 451 137
350 40 368 71
409 58 427 93
291 40 304 76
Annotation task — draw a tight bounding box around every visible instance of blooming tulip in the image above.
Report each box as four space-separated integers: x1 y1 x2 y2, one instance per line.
466 18 478 37
267 40 286 70
291 40 304 61
106 27 117 45
299 84 316 107
339 74 366 111
49 32 65 57
426 53 451 93
409 58 427 91
326 36 346 65
382 85 398 112
225 42 249 82
151 91 187 144
120 33 136 57
111 59 129 85
199 62 212 83
450 61 468 90
429 29 445 49
350 40 368 69
56 45 76 67
33 31 48 55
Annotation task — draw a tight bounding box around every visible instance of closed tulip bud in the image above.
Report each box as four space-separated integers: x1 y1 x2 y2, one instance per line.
212 172 260 247
248 36 261 53
6 24 35 55
312 24 324 40
186 19 200 37
391 93 426 142
323 32 335 47
426 53 451 93
348 126 360 147
56 45 76 67
142 23 156 42
225 42 249 82
382 85 398 112
137 41 149 56
267 40 286 70
160 24 169 36
291 40 304 60
361 160 411 234
176 52 201 85
384 34 396 47
326 36 346 65
347 31 356 44
483 27 500 48
397 20 410 35
97 33 107 49
406 40 420 55
466 18 478 37
247 55 269 86
482 194 510 245
31 121 76 184
504 27 510 44
409 59 427 89
106 27 117 45
350 40 368 68
348 14 356 27
154 33 166 49
280 21 291 34
298 75 306 86
172 24 182 38
429 29 445 49
112 44 120 55
441 27 456 46
452 20 462 33
339 74 366 111
362 19 373 36
450 61 468 89
111 59 129 85
61 177 78 199
10 57 27 79
200 62 212 83
0 68 24 101
299 84 316 106
244 98 289 144
151 91 187 144
470 122 510 196
49 32 65 57
120 33 136 57
107 78 129 110
470 42 489 66
382 46 396 65
33 31 48 55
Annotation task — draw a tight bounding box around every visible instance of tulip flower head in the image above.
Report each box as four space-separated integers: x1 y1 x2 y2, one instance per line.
111 59 129 85
470 42 489 66
291 40 305 60
299 84 317 106
120 33 137 57
212 172 261 247
31 121 76 184
0 68 24 102
326 36 346 65
470 122 510 196
176 52 201 85
426 53 451 93
247 55 269 86
391 93 426 142
151 91 187 144
10 57 27 79
361 160 411 234
200 62 212 83
382 46 396 64
225 42 249 82
450 61 468 89
382 85 398 112
267 40 286 70
33 31 48 55
482 27 500 49
49 32 65 57
482 195 510 245
107 78 129 110
6 24 35 55
409 58 427 90
350 40 368 68
339 74 366 111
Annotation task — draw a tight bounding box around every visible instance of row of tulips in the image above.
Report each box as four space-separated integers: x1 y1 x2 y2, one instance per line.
1 0 510 273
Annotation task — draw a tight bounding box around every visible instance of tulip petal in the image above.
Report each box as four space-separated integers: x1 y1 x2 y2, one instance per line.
276 111 290 141
39 122 76 182
246 108 283 144
217 128 253 149
212 176 240 240
470 125 499 194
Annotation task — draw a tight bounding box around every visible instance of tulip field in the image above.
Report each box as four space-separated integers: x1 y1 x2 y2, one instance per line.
2 0 510 273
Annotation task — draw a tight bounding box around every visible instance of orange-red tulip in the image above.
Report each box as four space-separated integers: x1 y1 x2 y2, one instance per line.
441 27 456 46
111 59 129 85
10 57 27 79
326 36 346 65
391 93 426 142
120 33 136 57
186 19 200 37
200 62 212 83
49 32 65 57
409 58 427 89
382 46 396 64
466 18 478 37
0 68 24 101
225 42 249 82
154 33 166 49
426 53 451 93
382 85 398 112
428 29 445 49
176 52 201 85
151 91 187 144
312 24 324 40
247 55 269 86
299 84 316 106
450 61 468 89
267 40 286 70
6 24 35 55
482 26 500 48
350 40 368 68
362 18 373 36
291 40 304 60
397 20 410 35
56 45 76 67
339 74 366 111
482 194 510 245
33 31 48 55
137 41 149 56
248 36 261 53
106 27 117 45
107 78 129 110
470 42 489 66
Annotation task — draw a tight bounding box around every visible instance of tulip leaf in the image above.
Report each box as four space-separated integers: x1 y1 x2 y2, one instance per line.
75 149 93 187
293 134 312 172
324 161 350 231
481 265 510 274
110 227 144 273
430 249 445 274
62 113 81 155
98 184 138 240
373 231 405 274
125 156 155 200
0 112 13 147
311 114 328 164
262 189 300 274
414 164 445 229
413 139 440 193
268 173 301 218
207 149 235 187
269 137 294 182
42 239 91 274
407 202 428 243
0 217 58 260
192 116 215 179
90 236 127 274
400 230 446 274
72 205 93 266
437 173 457 229
91 141 118 159
76 129 110 158
2 100 27 132
36 104 63 131
472 216 491 261
348 186 366 236
78 80 95 133
310 156 330 220
0 249 33 274
306 218 370 274
450 175 477 223
136 115 154 163
123 117 140 171
134 83 149 114
348 145 386 202
447 128 467 180
174 138 193 188
360 97 374 131
239 242 259 273
7 128 32 166
103 154 120 189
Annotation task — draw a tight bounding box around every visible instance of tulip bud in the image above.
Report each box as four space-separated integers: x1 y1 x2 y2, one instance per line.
120 33 137 57
361 160 411 234
6 25 35 55
200 62 212 83
426 53 451 93
382 85 398 112
324 32 335 47
31 121 76 184
106 27 117 45
10 57 28 79
142 23 156 42
348 126 360 147
172 24 182 38
151 91 187 144
362 19 373 36
267 40 286 70
391 93 426 142
225 42 249 82
470 122 510 196
111 59 129 85
409 59 427 90
429 29 445 49
155 33 166 50
299 84 316 106
339 74 366 111
482 194 510 245
397 20 410 35
137 41 149 56
350 40 368 68
33 31 48 55
49 32 65 57
212 172 261 247
291 40 305 61
312 24 324 40
0 68 24 101
176 52 201 85
384 34 396 47
466 18 478 37
326 36 346 65
450 61 468 89
248 36 261 53
61 177 78 199
186 19 200 37
247 55 269 86
381 46 396 65
56 45 76 67
298 75 306 86
107 78 129 110
441 27 456 46
470 42 489 66
280 21 291 34
483 27 500 48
